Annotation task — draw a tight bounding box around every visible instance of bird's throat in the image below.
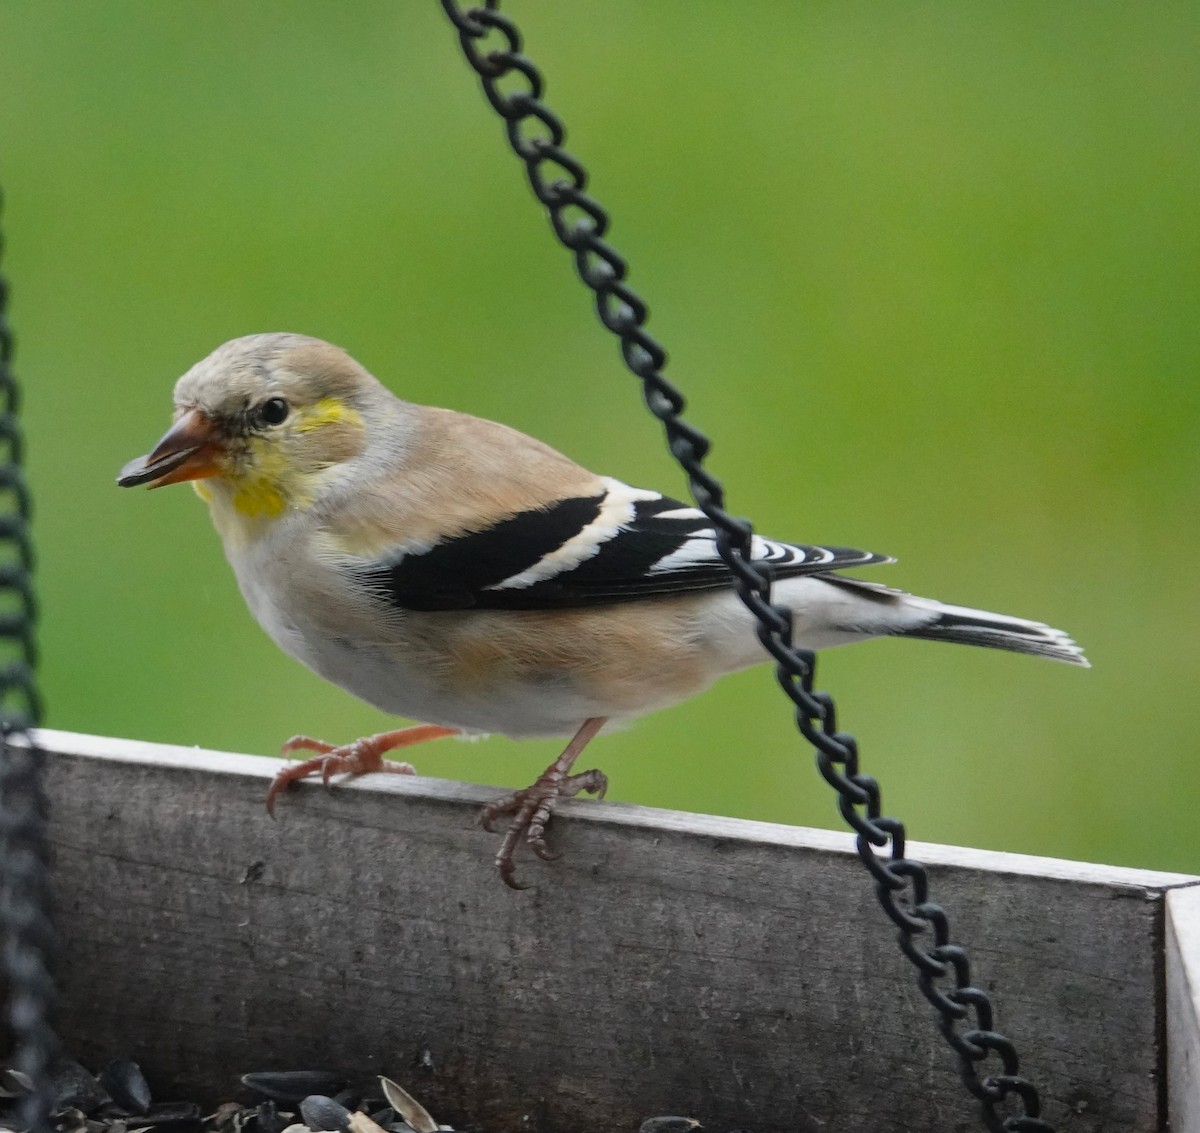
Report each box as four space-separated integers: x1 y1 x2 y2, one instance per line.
229 476 288 518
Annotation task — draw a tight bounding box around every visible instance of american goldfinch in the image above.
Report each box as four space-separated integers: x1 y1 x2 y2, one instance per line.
118 333 1087 887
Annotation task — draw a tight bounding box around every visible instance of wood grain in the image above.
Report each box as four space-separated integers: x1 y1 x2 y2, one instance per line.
34 729 1200 1133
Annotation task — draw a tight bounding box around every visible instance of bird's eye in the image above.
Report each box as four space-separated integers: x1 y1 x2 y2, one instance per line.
257 397 289 427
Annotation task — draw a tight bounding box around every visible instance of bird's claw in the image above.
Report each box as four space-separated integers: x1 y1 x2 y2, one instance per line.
481 768 608 889
280 734 334 757
265 734 416 816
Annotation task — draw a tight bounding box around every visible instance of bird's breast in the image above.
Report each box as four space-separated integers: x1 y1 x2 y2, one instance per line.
218 523 735 737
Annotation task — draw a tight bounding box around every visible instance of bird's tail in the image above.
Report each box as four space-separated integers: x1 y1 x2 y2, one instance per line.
894 599 1089 667
814 575 1089 667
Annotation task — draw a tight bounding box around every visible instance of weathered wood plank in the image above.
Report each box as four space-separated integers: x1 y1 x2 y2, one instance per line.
1168 886 1200 1133
37 729 1199 1133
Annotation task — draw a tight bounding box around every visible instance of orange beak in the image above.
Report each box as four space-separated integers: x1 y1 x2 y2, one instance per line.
117 408 227 489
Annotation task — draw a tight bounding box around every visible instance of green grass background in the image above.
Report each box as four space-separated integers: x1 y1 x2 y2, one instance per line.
1 2 1195 872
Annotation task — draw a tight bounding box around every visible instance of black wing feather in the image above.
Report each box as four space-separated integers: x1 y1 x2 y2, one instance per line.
353 491 890 612
358 493 605 611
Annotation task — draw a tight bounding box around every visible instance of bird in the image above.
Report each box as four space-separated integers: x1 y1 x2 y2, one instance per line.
117 333 1088 887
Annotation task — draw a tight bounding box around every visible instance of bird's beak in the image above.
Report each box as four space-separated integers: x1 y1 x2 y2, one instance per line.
117 408 226 489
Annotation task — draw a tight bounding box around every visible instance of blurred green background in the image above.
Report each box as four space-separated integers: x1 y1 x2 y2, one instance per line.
1 2 1195 872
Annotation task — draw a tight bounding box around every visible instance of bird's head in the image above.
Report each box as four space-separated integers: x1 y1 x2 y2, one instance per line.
119 334 378 521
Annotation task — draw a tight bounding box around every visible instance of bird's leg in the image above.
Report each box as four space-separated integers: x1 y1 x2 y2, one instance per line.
479 716 609 890
265 724 458 816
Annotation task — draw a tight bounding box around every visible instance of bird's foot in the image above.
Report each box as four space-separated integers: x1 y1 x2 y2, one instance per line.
479 716 609 890
265 724 457 816
479 768 609 890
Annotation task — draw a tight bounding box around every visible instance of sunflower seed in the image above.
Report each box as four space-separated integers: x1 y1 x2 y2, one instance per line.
375 1081 434 1133
99 1062 152 1117
297 1097 349 1133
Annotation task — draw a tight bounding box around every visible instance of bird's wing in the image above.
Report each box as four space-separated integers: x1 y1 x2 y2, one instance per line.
345 478 892 612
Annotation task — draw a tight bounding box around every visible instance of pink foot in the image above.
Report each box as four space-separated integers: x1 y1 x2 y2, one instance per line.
265 724 457 815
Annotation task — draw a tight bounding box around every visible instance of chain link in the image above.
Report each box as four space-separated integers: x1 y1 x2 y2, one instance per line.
440 6 1055 1130
0 185 59 1133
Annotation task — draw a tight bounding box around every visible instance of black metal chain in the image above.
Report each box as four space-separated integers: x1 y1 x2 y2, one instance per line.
0 185 59 1132
439 5 1055 1130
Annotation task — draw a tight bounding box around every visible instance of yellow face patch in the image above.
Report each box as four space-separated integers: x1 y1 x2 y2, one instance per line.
230 477 287 518
204 398 363 522
294 397 363 434
223 436 291 518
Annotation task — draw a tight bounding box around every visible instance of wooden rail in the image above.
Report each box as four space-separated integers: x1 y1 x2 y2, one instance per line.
1168 886 1200 1132
34 729 1200 1133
